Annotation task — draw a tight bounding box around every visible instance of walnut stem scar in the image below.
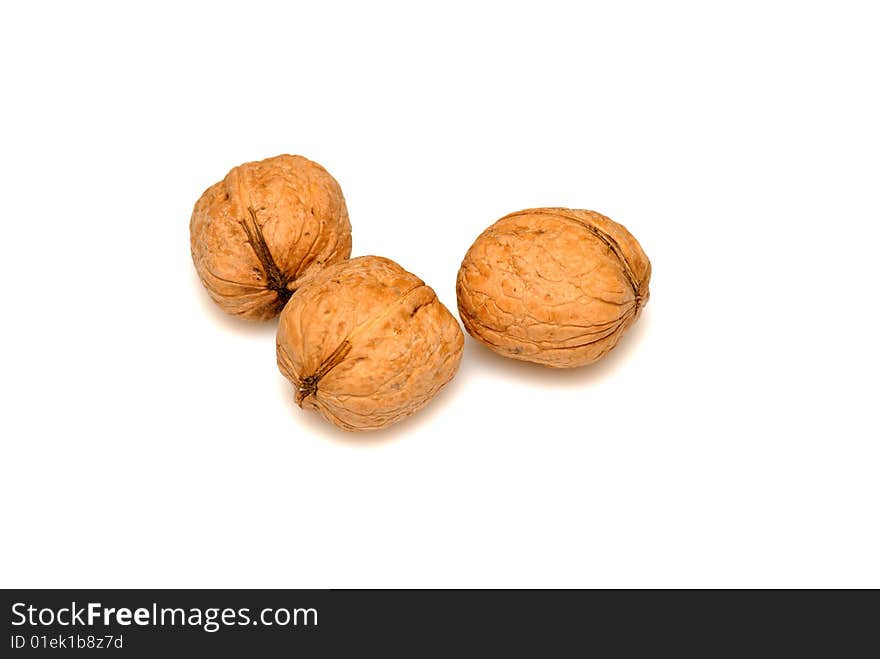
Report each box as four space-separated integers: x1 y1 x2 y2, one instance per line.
240 206 294 309
295 340 352 405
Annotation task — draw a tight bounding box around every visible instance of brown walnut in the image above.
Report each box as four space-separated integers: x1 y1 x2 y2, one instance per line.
277 256 464 431
190 154 352 320
456 208 651 368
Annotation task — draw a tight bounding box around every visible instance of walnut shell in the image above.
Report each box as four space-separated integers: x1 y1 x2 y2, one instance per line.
277 256 464 431
190 154 352 320
456 208 651 368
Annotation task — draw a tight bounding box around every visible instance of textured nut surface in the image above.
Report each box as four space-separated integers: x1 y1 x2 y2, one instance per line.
456 208 651 368
190 154 351 320
277 256 464 431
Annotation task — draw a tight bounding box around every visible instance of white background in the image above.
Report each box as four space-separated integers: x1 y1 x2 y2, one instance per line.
1 1 878 588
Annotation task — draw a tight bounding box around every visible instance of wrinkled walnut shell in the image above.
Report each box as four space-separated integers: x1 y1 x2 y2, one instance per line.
190 154 352 320
456 208 651 368
277 256 464 431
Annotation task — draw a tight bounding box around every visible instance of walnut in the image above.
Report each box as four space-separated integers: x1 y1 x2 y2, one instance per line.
190 154 351 320
456 208 651 368
276 256 464 431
